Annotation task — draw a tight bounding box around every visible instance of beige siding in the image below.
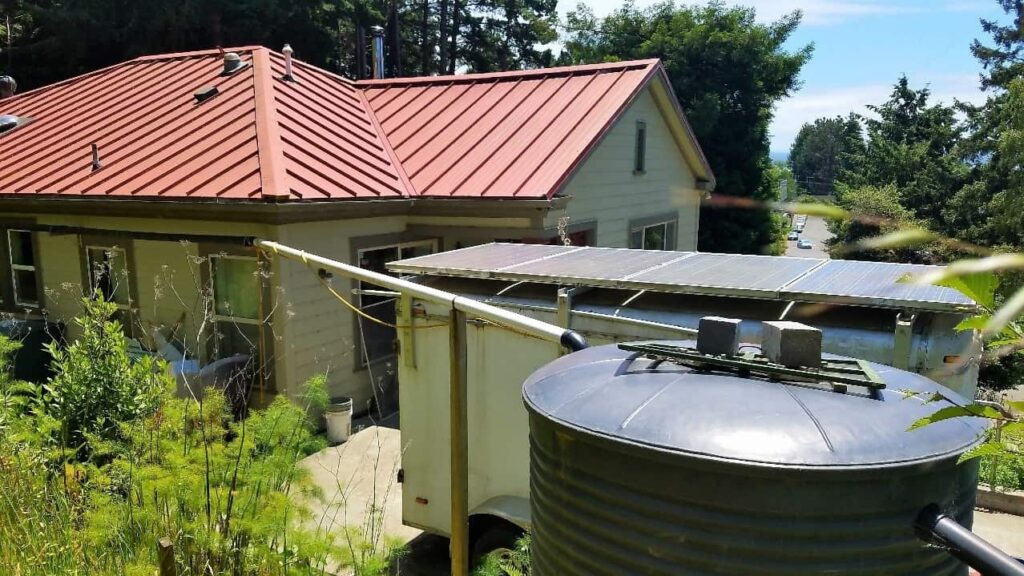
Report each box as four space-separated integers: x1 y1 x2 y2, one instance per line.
38 232 84 336
28 213 272 363
132 240 203 360
274 217 408 408
553 86 702 250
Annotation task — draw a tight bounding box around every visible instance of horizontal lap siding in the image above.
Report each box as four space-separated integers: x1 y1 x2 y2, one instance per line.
275 217 408 408
32 213 271 365
555 88 700 250
38 233 85 338
133 240 203 361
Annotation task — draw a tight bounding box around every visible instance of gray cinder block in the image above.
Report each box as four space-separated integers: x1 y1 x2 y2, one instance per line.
697 316 742 356
762 321 822 368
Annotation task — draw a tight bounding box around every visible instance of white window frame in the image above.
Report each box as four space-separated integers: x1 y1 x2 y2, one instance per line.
209 254 261 327
356 239 438 270
8 229 38 307
86 244 132 311
630 219 676 251
355 239 438 366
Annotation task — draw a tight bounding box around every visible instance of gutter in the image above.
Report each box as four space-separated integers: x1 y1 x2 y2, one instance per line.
0 195 569 224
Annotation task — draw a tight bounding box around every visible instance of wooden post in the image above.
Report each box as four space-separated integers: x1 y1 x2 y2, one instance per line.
157 537 176 576
449 308 469 576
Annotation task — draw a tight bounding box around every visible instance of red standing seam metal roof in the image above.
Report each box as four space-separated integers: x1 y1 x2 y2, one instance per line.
0 48 710 202
360 60 667 199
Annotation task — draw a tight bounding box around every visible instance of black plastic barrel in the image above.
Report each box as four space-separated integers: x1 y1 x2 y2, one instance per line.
524 342 987 575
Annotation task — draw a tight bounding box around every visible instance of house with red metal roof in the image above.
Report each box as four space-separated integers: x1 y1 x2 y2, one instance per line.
0 46 714 406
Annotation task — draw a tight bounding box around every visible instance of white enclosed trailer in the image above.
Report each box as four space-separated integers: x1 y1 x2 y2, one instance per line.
385 244 981 545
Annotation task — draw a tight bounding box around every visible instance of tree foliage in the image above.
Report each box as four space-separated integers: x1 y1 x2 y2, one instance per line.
827 184 927 262
0 0 560 90
559 1 812 254
788 115 862 196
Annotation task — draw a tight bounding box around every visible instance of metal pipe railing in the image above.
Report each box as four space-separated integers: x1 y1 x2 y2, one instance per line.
255 240 588 352
916 503 1024 575
256 240 588 576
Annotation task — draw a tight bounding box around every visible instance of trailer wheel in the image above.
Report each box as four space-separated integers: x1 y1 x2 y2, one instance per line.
470 521 524 567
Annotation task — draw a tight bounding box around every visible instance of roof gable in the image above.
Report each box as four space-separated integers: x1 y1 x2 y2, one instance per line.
0 49 713 203
360 60 661 199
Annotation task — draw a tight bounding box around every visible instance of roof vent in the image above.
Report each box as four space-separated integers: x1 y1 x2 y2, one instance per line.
282 44 297 83
0 76 15 99
0 115 18 133
194 86 219 104
221 52 248 76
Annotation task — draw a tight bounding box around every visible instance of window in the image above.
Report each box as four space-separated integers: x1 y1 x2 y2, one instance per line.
356 239 436 365
630 219 676 251
8 230 38 307
634 120 647 173
87 246 131 307
210 255 261 359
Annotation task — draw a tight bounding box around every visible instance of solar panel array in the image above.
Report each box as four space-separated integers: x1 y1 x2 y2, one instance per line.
389 243 975 312
781 260 974 309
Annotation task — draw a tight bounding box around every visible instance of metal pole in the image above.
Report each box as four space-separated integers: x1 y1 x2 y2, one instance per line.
449 308 470 576
916 504 1024 575
254 240 587 351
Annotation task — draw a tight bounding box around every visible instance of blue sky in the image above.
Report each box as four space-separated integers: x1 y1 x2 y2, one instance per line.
562 0 1007 157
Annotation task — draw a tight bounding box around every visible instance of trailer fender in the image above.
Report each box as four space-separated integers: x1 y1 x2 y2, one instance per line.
470 495 532 532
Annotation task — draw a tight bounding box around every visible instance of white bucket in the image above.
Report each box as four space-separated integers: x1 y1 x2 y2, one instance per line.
325 397 353 444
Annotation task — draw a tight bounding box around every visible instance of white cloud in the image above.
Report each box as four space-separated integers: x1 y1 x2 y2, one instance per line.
769 73 988 154
568 0 993 24
734 1 919 25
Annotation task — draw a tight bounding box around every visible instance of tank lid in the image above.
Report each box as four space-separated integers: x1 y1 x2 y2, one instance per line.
522 342 986 468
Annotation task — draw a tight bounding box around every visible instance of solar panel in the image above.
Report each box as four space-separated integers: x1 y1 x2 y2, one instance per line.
387 244 975 312
781 260 974 311
501 247 694 281
627 253 825 297
390 243 577 277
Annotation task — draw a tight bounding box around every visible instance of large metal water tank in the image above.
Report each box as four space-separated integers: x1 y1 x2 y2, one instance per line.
524 342 987 575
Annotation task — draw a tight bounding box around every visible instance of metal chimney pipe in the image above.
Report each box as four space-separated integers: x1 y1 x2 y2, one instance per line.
371 26 385 79
282 44 295 82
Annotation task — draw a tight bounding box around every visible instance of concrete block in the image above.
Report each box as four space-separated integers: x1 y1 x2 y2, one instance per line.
762 321 822 368
697 316 742 356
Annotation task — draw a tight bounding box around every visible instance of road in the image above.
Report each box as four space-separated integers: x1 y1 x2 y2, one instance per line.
785 215 831 259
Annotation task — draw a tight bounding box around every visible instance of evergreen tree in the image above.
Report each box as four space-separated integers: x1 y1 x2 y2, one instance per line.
839 77 965 232
560 1 812 254
789 115 862 196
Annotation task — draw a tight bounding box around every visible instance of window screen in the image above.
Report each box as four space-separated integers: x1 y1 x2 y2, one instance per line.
212 257 259 320
210 256 260 360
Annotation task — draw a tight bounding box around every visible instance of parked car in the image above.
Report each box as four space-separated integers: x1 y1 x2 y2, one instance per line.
787 231 800 241
797 239 813 249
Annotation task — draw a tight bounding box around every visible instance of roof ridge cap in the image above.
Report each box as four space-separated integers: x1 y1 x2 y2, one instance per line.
132 45 266 62
354 58 661 87
357 87 418 197
251 47 291 200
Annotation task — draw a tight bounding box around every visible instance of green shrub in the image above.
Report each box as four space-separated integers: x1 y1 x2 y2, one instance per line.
0 296 395 575
43 296 165 460
473 534 531 576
